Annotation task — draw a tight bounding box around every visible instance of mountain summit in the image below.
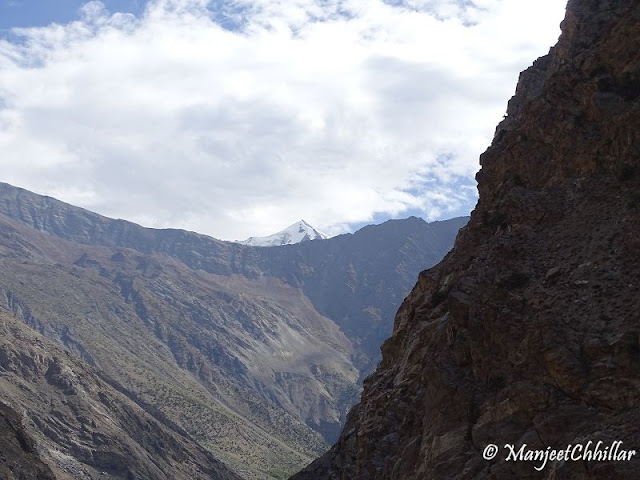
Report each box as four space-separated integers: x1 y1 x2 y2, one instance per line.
238 219 328 247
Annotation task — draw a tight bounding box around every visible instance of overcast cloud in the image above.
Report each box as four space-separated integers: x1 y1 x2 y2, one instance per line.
0 0 566 240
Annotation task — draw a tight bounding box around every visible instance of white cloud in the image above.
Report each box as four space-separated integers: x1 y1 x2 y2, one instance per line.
0 0 566 240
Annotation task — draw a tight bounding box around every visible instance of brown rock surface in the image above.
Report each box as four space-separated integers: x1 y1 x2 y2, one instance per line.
291 0 640 478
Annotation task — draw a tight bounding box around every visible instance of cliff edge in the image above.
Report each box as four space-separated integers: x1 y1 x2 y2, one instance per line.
292 0 640 478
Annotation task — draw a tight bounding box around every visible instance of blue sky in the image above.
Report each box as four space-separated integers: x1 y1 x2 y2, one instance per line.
0 0 566 240
0 1 143 29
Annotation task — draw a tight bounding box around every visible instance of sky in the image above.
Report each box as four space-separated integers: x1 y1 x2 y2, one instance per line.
0 0 567 241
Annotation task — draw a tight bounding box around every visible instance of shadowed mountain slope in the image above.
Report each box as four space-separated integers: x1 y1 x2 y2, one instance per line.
0 182 466 375
0 183 466 478
0 307 242 480
0 213 353 479
291 0 640 478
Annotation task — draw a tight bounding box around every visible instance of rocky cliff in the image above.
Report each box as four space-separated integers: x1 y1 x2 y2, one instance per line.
292 0 640 478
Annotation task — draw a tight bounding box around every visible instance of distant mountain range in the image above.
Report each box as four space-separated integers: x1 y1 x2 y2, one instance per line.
0 181 467 479
237 220 328 247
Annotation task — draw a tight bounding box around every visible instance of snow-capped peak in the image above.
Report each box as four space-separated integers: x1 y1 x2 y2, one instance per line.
237 220 328 247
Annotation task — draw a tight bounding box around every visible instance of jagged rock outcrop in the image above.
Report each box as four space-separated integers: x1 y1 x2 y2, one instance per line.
292 0 640 478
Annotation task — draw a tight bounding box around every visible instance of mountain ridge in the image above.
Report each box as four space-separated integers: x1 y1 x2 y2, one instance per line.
0 180 467 375
0 180 467 478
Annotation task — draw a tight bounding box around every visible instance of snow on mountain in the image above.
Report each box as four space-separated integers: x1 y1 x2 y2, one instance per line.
237 220 328 247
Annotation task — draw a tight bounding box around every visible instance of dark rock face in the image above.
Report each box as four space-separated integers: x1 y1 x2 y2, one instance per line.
291 1 640 479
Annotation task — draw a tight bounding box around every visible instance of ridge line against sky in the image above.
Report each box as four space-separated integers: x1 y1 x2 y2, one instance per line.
0 0 566 240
